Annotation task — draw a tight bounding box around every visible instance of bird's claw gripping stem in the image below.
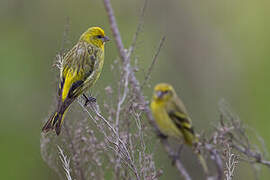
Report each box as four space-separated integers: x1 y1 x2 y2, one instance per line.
83 93 96 106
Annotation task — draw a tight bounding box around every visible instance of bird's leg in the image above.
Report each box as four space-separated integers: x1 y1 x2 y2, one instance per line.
172 144 184 165
177 144 184 156
83 93 96 106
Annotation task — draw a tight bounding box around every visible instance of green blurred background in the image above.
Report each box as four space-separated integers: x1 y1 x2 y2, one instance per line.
1 0 270 179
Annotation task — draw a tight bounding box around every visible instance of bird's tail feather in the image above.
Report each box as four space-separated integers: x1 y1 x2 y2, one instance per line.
197 152 209 175
188 133 209 174
42 111 66 135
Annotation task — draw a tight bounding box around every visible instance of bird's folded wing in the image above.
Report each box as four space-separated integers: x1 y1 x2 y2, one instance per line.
168 110 194 134
60 44 96 101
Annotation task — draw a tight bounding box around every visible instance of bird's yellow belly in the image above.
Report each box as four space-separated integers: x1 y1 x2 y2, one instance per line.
151 104 182 138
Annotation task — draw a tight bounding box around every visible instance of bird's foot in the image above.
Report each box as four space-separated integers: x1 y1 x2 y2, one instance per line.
83 93 96 106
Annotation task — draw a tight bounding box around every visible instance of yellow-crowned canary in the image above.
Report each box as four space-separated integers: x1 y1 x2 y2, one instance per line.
42 27 109 135
150 83 208 173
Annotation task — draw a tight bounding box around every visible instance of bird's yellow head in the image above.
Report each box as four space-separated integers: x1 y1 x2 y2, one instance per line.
153 83 175 102
79 27 110 48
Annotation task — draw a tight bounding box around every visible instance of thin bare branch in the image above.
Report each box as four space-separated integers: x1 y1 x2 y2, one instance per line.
127 0 148 59
115 62 130 134
211 149 223 180
141 36 166 89
232 143 270 167
63 123 86 180
103 0 128 64
224 144 239 180
57 145 73 180
161 139 192 180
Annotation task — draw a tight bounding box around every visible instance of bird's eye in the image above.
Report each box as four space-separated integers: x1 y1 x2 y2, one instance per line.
97 35 102 39
163 90 169 94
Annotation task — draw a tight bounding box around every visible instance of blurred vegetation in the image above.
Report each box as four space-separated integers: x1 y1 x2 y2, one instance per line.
0 0 270 179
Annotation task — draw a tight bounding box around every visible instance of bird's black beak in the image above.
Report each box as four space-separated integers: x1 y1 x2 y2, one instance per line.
102 36 110 42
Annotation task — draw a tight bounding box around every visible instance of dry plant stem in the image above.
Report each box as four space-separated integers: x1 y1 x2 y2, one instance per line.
79 101 141 180
204 144 223 180
57 146 73 180
103 1 141 177
114 57 130 178
103 0 192 179
232 143 270 167
103 0 128 65
132 110 148 179
161 139 192 180
224 145 239 180
103 0 131 171
141 36 166 89
63 123 86 180
115 63 129 135
127 0 148 59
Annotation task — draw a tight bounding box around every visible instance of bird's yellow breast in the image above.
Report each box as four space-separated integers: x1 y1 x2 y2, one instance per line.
150 100 182 138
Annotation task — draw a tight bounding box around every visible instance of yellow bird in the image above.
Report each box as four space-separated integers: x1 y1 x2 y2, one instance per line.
150 83 208 172
42 27 109 135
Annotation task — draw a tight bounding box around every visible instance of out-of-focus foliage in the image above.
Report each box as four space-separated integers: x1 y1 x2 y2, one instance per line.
0 0 269 179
